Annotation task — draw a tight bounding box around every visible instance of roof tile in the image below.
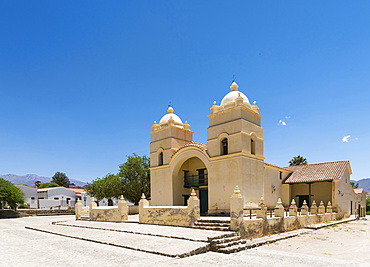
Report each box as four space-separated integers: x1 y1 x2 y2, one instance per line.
283 160 349 184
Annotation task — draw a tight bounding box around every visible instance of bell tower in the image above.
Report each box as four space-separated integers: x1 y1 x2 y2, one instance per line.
207 82 265 213
150 106 193 167
149 107 193 206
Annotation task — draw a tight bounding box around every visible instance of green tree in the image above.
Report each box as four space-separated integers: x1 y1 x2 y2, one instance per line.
350 182 359 189
52 172 70 188
86 154 150 205
118 154 150 204
38 182 60 189
86 174 124 201
289 155 308 166
366 197 370 213
0 178 25 210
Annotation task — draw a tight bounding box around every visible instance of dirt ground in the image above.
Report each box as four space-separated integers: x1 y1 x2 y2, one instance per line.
262 217 370 263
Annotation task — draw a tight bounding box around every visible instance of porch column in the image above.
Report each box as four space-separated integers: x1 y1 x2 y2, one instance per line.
308 183 312 207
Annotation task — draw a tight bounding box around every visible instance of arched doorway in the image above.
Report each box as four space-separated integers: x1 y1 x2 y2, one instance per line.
172 156 209 214
108 199 113 206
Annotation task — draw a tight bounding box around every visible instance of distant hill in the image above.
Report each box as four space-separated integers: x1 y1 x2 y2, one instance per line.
0 173 87 187
351 178 370 191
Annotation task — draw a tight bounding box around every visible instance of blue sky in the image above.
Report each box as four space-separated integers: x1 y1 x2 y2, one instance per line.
1 1 369 182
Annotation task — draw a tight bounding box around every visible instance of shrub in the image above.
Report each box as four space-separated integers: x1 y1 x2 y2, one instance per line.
18 203 28 209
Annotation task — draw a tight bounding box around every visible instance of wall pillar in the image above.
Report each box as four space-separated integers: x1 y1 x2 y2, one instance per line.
289 199 297 217
75 199 83 220
310 200 317 215
301 200 309 216
230 186 244 230
187 189 200 226
139 193 150 223
318 201 325 214
118 195 128 221
89 197 97 211
256 197 267 219
274 198 285 218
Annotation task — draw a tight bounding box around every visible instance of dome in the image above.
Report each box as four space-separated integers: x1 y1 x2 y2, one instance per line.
159 106 183 125
220 82 250 106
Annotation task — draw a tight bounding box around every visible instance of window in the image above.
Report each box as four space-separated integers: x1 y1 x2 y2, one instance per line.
279 171 282 180
251 138 256 155
221 138 228 155
158 152 164 166
31 197 35 200
54 197 59 200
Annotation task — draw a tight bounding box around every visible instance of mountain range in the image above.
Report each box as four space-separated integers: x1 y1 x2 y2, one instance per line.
0 173 87 187
352 178 370 191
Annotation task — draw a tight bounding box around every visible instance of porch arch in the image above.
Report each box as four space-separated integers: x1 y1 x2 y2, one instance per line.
170 147 210 212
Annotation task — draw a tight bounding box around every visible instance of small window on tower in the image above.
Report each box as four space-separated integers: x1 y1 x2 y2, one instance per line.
159 152 164 166
221 138 228 155
251 138 256 155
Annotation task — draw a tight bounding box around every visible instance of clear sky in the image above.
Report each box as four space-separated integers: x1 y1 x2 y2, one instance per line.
1 1 369 182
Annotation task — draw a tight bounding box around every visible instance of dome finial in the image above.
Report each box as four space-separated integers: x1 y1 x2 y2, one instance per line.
230 81 238 91
168 106 174 114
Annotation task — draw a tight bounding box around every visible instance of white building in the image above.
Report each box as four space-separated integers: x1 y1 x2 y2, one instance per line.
37 187 76 210
16 185 37 209
79 191 135 207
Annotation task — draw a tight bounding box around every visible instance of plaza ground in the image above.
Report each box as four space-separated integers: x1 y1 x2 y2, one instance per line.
0 215 369 266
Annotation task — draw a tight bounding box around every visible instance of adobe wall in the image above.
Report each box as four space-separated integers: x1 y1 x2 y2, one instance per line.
139 190 200 227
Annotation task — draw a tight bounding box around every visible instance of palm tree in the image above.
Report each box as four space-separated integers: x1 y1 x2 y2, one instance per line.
34 180 41 188
289 155 307 166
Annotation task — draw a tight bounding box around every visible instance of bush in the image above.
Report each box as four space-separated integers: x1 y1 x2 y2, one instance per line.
366 197 370 212
18 203 28 209
39 182 60 189
367 211 370 215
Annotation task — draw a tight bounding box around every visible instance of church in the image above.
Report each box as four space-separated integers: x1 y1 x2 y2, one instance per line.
149 82 366 218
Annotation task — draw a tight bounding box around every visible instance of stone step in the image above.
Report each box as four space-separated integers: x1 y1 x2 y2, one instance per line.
217 241 255 254
208 232 238 242
211 235 241 244
214 238 246 249
197 219 230 224
192 225 231 231
194 222 230 227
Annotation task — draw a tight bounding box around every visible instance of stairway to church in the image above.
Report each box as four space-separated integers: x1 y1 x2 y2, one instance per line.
209 233 251 253
192 219 231 231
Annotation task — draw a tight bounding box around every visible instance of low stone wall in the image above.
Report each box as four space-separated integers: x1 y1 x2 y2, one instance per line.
0 209 74 218
230 186 343 239
75 196 128 222
240 213 336 239
139 189 200 227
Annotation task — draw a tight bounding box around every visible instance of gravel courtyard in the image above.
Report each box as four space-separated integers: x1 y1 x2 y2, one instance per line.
0 215 369 267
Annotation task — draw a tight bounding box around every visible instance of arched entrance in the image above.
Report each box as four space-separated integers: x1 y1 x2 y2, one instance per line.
108 199 113 206
171 151 209 214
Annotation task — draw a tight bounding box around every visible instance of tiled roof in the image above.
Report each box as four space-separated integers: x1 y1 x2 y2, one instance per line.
283 160 349 184
172 142 207 158
354 188 365 195
69 188 86 195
